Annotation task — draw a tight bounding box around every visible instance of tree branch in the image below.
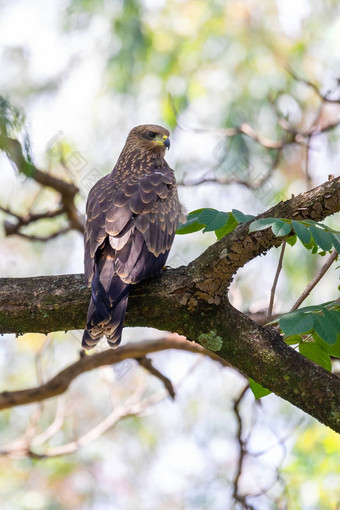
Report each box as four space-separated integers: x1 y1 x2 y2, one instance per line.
1 205 68 239
185 176 340 307
290 250 339 311
287 67 340 105
232 385 255 510
0 179 340 431
0 338 227 411
0 134 84 233
267 242 286 321
137 355 176 399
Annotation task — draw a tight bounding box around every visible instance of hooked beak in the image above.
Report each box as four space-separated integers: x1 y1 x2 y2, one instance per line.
163 136 170 150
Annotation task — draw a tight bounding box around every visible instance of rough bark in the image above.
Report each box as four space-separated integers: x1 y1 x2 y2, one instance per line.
0 177 340 432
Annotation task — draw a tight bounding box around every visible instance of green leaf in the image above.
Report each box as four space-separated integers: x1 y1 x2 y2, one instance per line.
323 308 340 328
202 211 230 232
271 219 292 237
316 223 340 234
299 343 332 371
187 208 206 218
303 220 340 233
197 208 219 225
231 209 255 224
302 238 318 251
176 218 205 235
309 225 333 251
279 312 314 336
249 218 278 232
313 310 339 346
176 208 210 234
331 233 340 252
177 208 237 237
286 235 297 246
249 378 271 400
289 301 336 313
313 331 340 358
215 214 238 240
284 335 302 345
291 220 311 245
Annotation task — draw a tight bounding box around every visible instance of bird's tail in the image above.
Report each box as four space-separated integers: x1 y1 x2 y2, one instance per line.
82 253 130 350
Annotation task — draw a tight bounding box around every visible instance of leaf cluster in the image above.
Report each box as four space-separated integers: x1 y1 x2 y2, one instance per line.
177 207 254 239
0 96 33 166
177 207 340 254
177 208 340 399
0 96 25 137
250 217 340 254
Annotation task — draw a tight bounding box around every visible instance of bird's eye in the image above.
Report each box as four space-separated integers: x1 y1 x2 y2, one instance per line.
147 131 156 139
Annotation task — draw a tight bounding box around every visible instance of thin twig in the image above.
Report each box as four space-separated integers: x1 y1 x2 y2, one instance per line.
13 227 72 242
287 67 340 105
232 384 255 510
290 250 338 311
137 355 176 399
305 135 313 190
267 242 286 321
1 391 165 459
1 352 204 459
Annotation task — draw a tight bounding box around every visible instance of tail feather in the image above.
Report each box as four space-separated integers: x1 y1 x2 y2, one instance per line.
82 251 131 350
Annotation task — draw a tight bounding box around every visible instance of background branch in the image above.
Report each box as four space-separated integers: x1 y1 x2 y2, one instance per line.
0 338 227 411
0 134 84 234
290 250 339 311
137 355 176 399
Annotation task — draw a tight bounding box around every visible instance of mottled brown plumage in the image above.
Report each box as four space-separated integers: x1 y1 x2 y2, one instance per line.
83 124 180 349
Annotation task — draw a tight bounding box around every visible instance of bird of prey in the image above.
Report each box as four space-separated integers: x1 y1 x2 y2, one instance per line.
82 124 180 349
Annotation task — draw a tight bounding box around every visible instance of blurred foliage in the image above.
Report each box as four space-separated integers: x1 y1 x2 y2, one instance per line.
283 425 340 509
65 0 340 133
0 96 25 136
0 95 33 167
1 0 340 508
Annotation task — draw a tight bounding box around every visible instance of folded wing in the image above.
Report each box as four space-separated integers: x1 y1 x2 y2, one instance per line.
82 166 179 349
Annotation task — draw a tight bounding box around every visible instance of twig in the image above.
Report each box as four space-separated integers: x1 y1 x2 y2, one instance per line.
267 242 286 321
178 168 276 189
0 338 228 411
287 67 340 105
305 135 313 190
1 351 204 459
0 134 84 233
30 398 67 447
290 250 338 311
13 227 72 242
1 391 165 459
177 120 288 149
232 384 255 510
137 355 176 399
1 205 66 237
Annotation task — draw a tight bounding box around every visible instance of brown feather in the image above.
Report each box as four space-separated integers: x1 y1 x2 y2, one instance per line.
83 124 180 349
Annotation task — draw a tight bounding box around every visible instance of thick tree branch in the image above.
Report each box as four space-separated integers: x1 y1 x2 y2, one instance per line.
185 176 340 307
0 179 340 431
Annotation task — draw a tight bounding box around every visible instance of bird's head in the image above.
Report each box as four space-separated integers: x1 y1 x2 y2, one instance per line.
126 124 171 155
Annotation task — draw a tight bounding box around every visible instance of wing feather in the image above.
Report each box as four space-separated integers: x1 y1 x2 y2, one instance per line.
84 164 179 286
